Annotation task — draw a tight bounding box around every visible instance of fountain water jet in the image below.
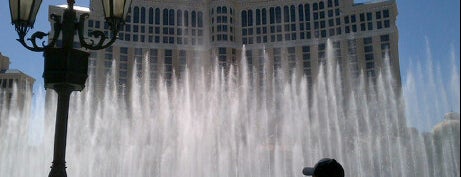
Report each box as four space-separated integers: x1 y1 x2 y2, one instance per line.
0 42 459 177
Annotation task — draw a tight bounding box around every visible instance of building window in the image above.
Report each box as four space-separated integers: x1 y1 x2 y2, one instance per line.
88 20 94 27
377 21 382 29
384 20 390 28
248 10 253 26
179 50 187 75
380 34 391 61
134 48 143 77
163 9 169 25
380 34 389 42
149 49 158 84
383 9 389 18
198 12 203 27
149 8 154 24
169 9 175 26
298 4 304 21
284 6 290 23
302 46 311 78
275 7 282 23
256 9 261 25
141 7 146 23
364 46 373 53
273 48 282 71
155 8 161 25
376 11 381 19
164 49 173 84
177 10 182 26
133 7 139 23
218 47 227 68
288 47 296 76
262 8 267 24
363 36 375 78
192 11 197 27
184 11 189 26
270 7 275 24
305 4 310 21
242 11 247 27
318 43 326 65
119 47 129 84
363 37 372 45
246 50 253 73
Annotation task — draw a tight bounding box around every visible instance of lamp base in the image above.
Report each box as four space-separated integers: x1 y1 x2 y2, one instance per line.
48 161 67 177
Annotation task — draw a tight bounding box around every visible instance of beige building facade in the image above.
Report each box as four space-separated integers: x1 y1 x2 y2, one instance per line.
0 53 35 110
49 0 400 95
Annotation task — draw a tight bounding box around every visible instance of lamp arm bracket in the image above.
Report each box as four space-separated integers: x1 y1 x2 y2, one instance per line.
15 14 62 52
48 14 62 47
78 13 117 50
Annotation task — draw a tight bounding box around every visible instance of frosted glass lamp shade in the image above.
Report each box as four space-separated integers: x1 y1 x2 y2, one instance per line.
101 0 132 21
9 0 43 28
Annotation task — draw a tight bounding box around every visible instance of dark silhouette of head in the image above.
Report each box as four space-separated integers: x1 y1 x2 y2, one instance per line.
302 158 344 177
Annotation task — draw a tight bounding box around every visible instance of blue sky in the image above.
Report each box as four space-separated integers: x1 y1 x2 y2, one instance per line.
0 1 459 130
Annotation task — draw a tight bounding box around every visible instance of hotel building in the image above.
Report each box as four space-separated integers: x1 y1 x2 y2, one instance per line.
49 0 401 95
0 53 35 110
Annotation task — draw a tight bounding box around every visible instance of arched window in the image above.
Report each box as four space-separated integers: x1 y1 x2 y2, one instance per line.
313 3 318 11
284 6 290 23
290 5 296 22
169 9 175 26
298 4 304 21
222 6 227 14
256 9 261 25
262 8 267 25
155 8 160 25
248 10 253 26
198 12 203 27
177 10 183 26
217 7 222 14
275 6 282 23
304 4 310 21
191 11 196 27
163 9 169 25
149 8 154 24
184 11 189 26
269 7 275 24
141 7 146 23
241 10 247 27
133 7 140 23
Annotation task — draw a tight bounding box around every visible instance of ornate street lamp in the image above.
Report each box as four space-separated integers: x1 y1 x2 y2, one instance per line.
9 0 132 177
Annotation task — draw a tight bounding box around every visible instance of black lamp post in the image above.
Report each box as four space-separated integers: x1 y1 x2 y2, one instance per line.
9 0 132 177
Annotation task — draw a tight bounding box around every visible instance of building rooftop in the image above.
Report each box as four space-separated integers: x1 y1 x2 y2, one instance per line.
433 112 460 134
354 0 394 6
0 69 35 82
56 4 90 12
1 69 25 74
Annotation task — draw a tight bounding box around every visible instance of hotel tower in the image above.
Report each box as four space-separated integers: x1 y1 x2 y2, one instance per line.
49 0 400 96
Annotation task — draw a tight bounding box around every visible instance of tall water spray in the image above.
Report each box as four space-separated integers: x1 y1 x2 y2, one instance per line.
1 41 459 177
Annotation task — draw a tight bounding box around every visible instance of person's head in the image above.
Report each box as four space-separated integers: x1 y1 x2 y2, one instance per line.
302 158 344 177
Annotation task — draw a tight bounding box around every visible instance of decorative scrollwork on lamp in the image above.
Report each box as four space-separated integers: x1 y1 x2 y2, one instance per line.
9 0 132 52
